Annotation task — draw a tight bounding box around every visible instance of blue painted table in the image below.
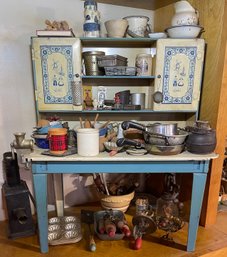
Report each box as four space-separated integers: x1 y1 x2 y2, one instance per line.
27 149 217 253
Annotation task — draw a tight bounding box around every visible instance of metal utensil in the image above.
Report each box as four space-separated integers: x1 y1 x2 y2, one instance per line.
122 121 178 136
116 138 184 155
81 209 96 252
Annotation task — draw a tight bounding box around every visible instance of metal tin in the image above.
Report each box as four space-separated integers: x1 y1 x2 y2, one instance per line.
130 93 145 109
97 55 128 67
48 216 82 245
82 51 105 75
94 210 125 240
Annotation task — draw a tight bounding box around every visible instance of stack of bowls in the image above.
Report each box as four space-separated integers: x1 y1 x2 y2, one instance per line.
32 122 63 149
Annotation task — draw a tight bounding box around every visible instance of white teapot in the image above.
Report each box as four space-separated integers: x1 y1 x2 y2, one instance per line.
171 0 199 26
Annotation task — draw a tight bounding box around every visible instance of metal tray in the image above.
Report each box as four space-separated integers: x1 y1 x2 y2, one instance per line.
48 216 82 245
94 210 125 240
97 55 128 67
104 66 136 76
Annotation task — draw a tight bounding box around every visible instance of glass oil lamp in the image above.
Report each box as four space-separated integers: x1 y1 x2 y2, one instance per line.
155 173 184 240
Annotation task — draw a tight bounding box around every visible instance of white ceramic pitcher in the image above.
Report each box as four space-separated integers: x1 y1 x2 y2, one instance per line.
171 0 199 26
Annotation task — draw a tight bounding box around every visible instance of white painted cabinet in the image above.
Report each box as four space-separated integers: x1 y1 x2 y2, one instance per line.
31 37 205 118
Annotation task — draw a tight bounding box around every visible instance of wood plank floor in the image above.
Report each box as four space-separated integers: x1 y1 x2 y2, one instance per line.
1 205 227 257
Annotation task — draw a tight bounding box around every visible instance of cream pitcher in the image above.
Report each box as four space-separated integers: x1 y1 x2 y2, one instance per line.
171 0 199 26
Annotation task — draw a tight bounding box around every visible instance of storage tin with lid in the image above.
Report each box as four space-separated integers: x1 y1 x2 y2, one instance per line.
82 51 105 75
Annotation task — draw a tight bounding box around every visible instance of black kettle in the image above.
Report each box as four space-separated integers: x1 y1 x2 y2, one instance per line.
185 125 216 154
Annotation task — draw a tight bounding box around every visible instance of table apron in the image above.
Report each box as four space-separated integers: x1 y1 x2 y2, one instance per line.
32 160 210 174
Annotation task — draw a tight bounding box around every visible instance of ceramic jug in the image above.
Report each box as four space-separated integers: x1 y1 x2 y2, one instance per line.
171 0 199 26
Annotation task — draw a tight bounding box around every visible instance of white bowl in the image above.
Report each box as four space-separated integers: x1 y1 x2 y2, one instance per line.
148 32 167 39
165 25 203 39
105 19 128 38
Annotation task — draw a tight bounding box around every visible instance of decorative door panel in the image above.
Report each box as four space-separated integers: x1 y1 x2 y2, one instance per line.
31 37 81 111
153 39 205 111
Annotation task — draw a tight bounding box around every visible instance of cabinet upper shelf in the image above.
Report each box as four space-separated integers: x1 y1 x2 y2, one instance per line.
80 37 156 47
94 0 177 10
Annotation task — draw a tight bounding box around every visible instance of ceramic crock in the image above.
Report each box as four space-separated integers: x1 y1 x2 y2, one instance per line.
123 15 150 37
171 0 199 26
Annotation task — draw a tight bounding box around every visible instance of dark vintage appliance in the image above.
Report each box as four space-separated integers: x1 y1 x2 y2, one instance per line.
2 151 35 239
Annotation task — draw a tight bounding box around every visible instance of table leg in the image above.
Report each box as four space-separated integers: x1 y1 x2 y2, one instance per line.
33 173 48 253
187 173 207 251
53 174 64 217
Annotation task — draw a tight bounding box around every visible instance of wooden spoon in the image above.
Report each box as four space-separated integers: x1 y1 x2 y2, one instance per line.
84 119 92 128
79 117 83 128
99 120 111 129
93 113 99 128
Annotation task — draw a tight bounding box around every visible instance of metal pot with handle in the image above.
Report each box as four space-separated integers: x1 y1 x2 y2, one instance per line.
116 138 184 156
121 121 188 146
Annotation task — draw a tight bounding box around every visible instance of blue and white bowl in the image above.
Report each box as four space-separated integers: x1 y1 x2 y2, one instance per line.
32 134 49 149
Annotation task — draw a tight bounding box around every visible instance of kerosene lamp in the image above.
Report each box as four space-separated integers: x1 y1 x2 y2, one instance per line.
156 173 184 240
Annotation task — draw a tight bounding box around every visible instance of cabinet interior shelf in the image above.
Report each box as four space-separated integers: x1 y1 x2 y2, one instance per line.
80 37 156 47
82 75 155 79
38 109 197 114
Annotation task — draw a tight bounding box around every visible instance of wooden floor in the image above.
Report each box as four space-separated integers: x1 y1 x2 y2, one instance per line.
1 205 227 257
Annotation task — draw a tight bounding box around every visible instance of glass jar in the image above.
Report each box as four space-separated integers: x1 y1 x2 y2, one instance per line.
156 192 180 232
135 54 152 76
135 196 149 215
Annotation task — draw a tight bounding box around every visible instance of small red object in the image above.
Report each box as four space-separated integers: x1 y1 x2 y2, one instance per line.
134 237 142 250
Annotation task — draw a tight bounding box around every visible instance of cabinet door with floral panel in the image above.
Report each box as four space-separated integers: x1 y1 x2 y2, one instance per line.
153 39 205 111
31 37 81 111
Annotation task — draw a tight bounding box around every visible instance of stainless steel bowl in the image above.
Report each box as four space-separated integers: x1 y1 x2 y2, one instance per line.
48 224 61 232
62 216 79 223
48 217 61 225
64 223 77 230
48 231 62 242
144 130 188 146
63 230 80 239
146 144 184 155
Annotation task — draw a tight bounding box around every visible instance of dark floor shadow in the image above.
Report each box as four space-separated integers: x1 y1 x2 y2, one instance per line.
147 234 187 251
0 237 40 253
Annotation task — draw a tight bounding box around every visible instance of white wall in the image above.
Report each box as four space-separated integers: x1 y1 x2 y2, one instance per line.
0 0 153 220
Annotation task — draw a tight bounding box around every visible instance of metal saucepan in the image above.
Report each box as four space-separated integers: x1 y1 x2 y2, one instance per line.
116 138 184 156
122 121 178 135
121 121 188 146
143 129 188 146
